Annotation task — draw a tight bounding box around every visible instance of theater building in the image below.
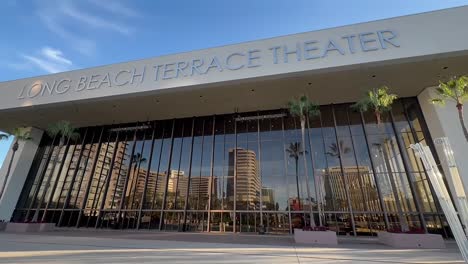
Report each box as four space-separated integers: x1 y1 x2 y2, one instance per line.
0 7 468 236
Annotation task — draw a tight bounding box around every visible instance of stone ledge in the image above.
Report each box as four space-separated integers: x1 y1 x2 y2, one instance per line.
294 229 338 245
4 223 55 232
378 231 445 249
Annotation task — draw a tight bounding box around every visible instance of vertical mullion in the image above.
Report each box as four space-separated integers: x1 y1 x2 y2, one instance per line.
159 119 176 230
95 130 121 228
53 143 77 210
150 124 165 210
34 135 63 219
282 115 292 234
43 138 71 216
345 110 370 212
25 134 58 220
109 135 128 211
69 130 96 210
345 109 375 233
233 117 237 233
331 104 357 236
76 127 105 228
389 111 428 232
87 132 113 227
402 101 440 213
173 121 186 211
194 119 206 231
137 122 156 229
116 126 139 228
207 116 216 231
182 118 195 231
128 134 146 211
360 112 390 229
257 113 263 226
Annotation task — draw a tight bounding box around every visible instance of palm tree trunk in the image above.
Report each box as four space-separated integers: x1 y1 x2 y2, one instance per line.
457 103 468 142
295 157 300 210
0 140 18 201
375 110 381 125
301 117 315 227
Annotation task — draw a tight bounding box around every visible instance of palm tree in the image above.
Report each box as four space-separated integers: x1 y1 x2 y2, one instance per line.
352 86 398 124
33 120 79 222
431 75 468 142
288 95 320 227
326 140 351 157
0 128 32 201
286 142 307 211
128 152 147 207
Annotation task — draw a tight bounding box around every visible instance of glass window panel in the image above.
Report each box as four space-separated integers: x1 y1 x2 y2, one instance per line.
236 119 260 211
50 143 77 209
334 104 351 137
258 115 288 213
151 121 173 210
67 131 96 209
187 119 203 210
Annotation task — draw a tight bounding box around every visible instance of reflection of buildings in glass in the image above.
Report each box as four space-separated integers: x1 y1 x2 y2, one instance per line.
226 148 261 209
317 166 380 212
371 137 413 213
262 187 276 210
114 167 216 209
84 141 121 210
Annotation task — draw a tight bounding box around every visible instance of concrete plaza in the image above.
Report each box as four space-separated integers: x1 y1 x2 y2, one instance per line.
0 230 464 263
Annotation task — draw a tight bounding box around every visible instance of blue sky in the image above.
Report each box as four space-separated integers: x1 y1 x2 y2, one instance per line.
0 0 468 166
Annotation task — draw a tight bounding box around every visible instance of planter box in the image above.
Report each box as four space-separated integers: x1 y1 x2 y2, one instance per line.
378 231 445 249
294 229 338 245
5 223 55 233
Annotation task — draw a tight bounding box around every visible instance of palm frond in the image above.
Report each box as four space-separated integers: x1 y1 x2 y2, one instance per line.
288 95 320 118
435 76 468 104
47 120 80 141
351 86 397 113
0 133 9 140
11 127 32 141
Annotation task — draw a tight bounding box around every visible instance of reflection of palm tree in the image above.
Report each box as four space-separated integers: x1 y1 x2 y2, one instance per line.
286 142 307 211
128 153 147 206
326 140 350 157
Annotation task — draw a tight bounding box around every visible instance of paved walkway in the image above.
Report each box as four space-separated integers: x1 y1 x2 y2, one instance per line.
0 230 464 263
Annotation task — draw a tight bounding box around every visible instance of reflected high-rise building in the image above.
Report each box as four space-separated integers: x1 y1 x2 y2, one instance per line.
318 166 380 212
262 187 276 210
227 148 261 210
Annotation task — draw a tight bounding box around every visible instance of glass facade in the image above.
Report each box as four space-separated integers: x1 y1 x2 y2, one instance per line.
12 98 450 236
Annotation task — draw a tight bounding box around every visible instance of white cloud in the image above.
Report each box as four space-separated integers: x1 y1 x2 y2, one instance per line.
20 47 73 74
35 0 139 56
61 2 133 35
88 0 140 18
38 11 96 56
42 47 72 65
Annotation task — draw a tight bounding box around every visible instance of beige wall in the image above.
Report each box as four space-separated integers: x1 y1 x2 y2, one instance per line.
0 127 43 221
418 87 468 193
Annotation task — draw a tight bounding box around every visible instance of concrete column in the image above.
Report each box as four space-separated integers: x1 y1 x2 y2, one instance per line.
418 87 468 195
0 127 43 221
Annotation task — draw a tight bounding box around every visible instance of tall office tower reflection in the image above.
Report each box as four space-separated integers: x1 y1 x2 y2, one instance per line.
227 148 261 210
318 166 379 211
262 187 276 210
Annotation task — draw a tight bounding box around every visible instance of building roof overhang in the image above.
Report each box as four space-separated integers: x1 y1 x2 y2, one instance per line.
0 6 468 130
